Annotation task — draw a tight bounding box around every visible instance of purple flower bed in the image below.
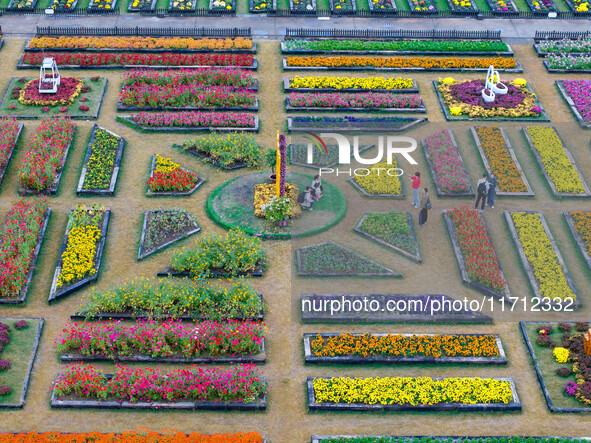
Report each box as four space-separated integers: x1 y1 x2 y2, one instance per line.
128 111 257 128
423 129 471 194
449 79 526 109
562 80 591 122
287 92 423 109
291 116 421 129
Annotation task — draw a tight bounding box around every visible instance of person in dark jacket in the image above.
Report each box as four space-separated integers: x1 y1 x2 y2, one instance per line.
418 187 431 227
474 173 489 211
487 172 498 209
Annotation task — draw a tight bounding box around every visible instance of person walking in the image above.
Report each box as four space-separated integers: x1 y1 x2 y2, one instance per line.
487 172 498 209
418 187 431 227
410 172 421 208
474 173 489 211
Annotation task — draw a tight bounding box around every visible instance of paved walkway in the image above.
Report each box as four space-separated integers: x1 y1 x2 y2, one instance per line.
1 14 590 40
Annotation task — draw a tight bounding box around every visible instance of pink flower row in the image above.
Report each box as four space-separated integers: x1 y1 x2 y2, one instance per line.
287 92 423 109
0 118 19 172
130 111 256 128
563 80 591 123
423 129 471 194
120 85 256 108
121 68 255 88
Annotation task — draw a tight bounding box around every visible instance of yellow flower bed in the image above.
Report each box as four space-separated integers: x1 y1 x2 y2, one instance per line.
353 160 402 195
313 376 513 405
57 225 101 288
253 184 301 219
154 154 180 174
289 76 414 90
525 127 585 194
511 212 577 302
554 347 569 363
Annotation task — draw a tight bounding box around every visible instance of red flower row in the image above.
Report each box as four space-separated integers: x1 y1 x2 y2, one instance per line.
148 168 200 192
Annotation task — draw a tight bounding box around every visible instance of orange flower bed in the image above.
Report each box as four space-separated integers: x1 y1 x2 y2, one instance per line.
28 36 253 50
474 126 527 193
285 56 517 69
311 333 500 358
0 430 264 442
572 211 591 257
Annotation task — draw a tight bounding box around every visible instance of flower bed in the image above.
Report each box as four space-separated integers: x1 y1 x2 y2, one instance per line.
48 204 110 303
168 0 195 11
285 76 417 93
176 132 263 169
117 113 259 133
17 116 76 195
88 0 116 10
147 154 204 197
0 119 22 187
408 0 437 13
354 211 420 262
536 39 591 55
525 0 557 13
253 183 301 219
283 56 520 71
296 241 400 277
556 80 591 128
565 0 591 12
58 319 265 363
445 207 510 300
313 437 585 443
329 0 355 13
209 0 235 11
250 0 275 11
470 126 533 196
290 143 371 169
48 0 79 12
122 68 256 90
565 211 591 270
435 78 547 120
350 160 405 198
522 126 590 197
487 0 518 12
52 363 267 410
18 78 82 106
287 116 426 132
19 53 257 70
285 92 424 112
448 0 477 12
127 0 156 12
506 211 580 309
304 332 505 364
290 0 316 12
0 431 266 442
76 277 263 321
545 55 591 72
368 0 396 11
138 209 200 260
0 198 50 304
6 0 38 9
26 36 255 52
78 125 125 196
308 376 520 411
421 128 473 197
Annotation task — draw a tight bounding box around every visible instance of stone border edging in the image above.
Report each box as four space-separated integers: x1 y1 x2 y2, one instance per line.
555 80 591 129
283 77 420 93
564 211 591 271
287 116 427 133
117 115 259 133
146 154 205 197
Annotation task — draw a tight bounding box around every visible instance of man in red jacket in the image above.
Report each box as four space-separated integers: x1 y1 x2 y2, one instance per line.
410 172 421 208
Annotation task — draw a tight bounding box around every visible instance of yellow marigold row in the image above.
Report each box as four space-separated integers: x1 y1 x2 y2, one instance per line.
57 225 100 288
154 154 180 174
28 36 253 50
353 160 402 195
286 56 517 69
289 75 414 90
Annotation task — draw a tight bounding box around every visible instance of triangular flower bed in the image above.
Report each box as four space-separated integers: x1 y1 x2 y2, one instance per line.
146 153 204 197
296 241 401 277
138 209 201 260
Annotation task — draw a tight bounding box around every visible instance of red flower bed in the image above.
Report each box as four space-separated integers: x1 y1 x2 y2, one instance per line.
0 430 265 442
19 77 83 106
22 52 255 68
448 206 507 292
0 118 20 172
148 168 201 192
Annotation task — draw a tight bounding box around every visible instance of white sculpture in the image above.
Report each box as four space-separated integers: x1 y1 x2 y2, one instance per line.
39 57 61 94
481 65 507 103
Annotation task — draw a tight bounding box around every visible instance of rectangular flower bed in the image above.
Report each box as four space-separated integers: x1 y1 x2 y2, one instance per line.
447 0 478 13
127 0 156 11
349 160 406 198
88 0 116 9
300 293 493 323
287 116 427 133
0 77 107 120
444 207 511 301
250 0 276 12
304 332 506 364
209 0 235 12
421 128 474 197
138 209 200 260
48 0 79 11
470 126 534 197
408 0 437 13
505 211 581 310
312 437 588 443
522 126 591 198
285 92 425 113
51 363 267 410
283 76 419 93
534 39 591 57
6 0 38 9
486 0 519 13
117 113 259 133
556 80 591 128
354 211 421 262
564 211 591 271
0 318 44 408
283 56 521 72
58 319 266 364
0 119 23 188
17 117 76 196
290 0 316 12
525 0 557 13
77 125 125 196
544 56 591 73
48 205 110 304
146 154 204 197
122 68 257 90
329 0 356 13
289 143 373 169
168 0 196 11
74 277 264 321
565 0 591 13
0 432 267 442
368 0 397 12
307 376 521 411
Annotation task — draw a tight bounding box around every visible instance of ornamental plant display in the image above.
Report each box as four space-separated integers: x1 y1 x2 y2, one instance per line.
169 0 194 10
210 0 234 9
560 80 591 123
0 118 20 183
88 0 115 8
82 127 123 191
489 0 518 11
49 0 76 9
287 92 423 110
126 112 257 130
21 53 255 68
288 76 415 91
568 0 590 11
331 0 354 11
18 116 76 193
178 132 263 168
510 212 577 303
147 154 201 193
128 0 152 10
290 116 424 131
448 206 507 293
547 56 591 71
369 0 395 9
357 211 418 257
0 431 265 442
312 376 514 405
53 363 267 404
79 277 263 320
140 209 200 257
528 0 556 12
571 211 591 258
0 197 49 300
121 69 256 89
0 322 11 395
352 160 403 196
408 0 437 12
538 39 591 54
7 0 35 7
57 320 265 360
310 333 500 358
18 78 83 107
291 0 315 11
285 56 518 70
251 0 273 10
437 78 542 119
284 40 509 53
422 129 471 194
524 126 586 194
170 229 267 278
253 184 301 219
473 126 528 193
449 0 476 12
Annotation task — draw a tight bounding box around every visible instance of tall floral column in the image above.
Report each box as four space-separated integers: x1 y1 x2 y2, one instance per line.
279 133 287 198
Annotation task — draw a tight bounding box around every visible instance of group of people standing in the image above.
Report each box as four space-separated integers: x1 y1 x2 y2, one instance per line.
299 175 324 210
474 172 498 211
410 172 431 227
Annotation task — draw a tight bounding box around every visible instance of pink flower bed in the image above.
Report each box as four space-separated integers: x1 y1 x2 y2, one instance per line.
0 118 20 171
562 80 591 123
120 85 256 108
129 111 256 128
423 129 471 194
287 92 423 109
121 68 256 89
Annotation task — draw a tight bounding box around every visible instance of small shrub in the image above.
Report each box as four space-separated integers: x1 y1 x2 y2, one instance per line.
79 105 89 112
0 360 11 371
576 322 589 332
81 86 91 93
90 76 101 82
59 107 68 113
17 78 27 84
80 97 88 102
537 335 553 347
7 106 16 110
42 106 50 113
14 320 28 330
557 367 573 377
0 385 11 395
558 322 572 332
537 325 553 335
